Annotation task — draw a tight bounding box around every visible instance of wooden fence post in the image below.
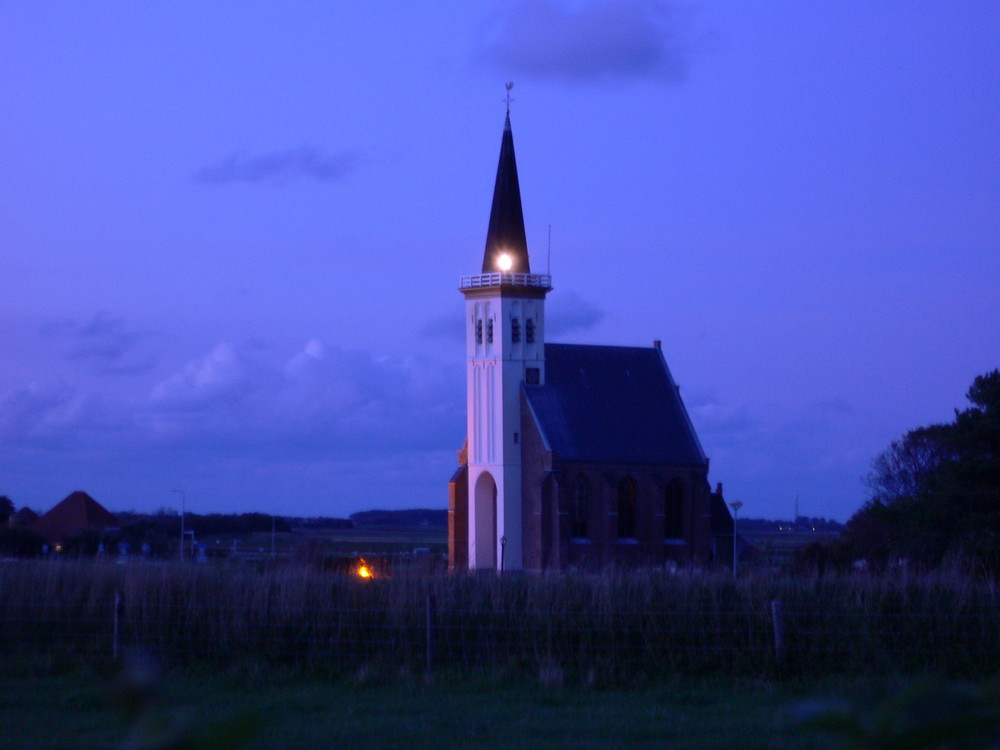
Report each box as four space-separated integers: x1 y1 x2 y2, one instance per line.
771 598 785 664
425 594 437 679
113 590 124 660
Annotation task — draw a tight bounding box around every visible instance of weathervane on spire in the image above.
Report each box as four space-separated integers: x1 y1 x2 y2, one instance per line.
504 82 514 113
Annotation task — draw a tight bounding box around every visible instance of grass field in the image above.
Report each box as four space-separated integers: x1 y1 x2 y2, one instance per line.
5 561 999 681
2 667 893 750
4 560 999 748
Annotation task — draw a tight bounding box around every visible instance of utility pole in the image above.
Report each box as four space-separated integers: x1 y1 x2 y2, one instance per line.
729 500 743 581
171 489 186 560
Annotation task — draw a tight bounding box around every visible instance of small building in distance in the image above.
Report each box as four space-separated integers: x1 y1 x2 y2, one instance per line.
32 491 118 548
7 506 39 528
449 107 732 572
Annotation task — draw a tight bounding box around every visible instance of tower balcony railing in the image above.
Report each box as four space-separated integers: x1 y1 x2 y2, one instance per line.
460 272 552 290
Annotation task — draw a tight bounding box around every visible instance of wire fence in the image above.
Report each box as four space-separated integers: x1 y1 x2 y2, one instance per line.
2 561 998 681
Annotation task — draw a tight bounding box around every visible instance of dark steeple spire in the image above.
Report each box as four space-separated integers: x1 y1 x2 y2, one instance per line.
482 112 530 273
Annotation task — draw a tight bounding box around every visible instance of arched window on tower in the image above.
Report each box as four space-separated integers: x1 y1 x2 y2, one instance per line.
664 478 684 539
571 476 589 539
617 477 637 539
526 319 536 343
511 318 521 343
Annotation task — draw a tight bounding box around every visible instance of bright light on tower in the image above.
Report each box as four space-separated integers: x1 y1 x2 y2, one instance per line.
497 253 513 271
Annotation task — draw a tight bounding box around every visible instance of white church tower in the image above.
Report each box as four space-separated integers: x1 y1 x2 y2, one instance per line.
459 105 551 571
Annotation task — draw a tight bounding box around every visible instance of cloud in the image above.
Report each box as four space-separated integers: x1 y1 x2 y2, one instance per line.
147 340 464 454
689 395 758 444
0 379 117 449
421 289 604 341
195 147 356 185
547 290 606 335
686 392 874 519
808 398 855 417
480 0 688 85
1 336 463 462
39 311 156 375
149 342 272 412
421 314 464 341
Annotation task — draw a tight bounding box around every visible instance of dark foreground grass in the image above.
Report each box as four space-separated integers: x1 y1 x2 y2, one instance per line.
2 667 906 750
4 561 999 681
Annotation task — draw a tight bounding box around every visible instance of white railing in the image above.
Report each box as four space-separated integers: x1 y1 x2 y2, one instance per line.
460 272 552 290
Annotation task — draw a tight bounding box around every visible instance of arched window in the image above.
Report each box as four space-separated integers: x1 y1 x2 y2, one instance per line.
617 477 637 539
571 477 589 539
665 478 684 539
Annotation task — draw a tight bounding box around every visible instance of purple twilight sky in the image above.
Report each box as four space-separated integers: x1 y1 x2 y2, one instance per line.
2 2 998 521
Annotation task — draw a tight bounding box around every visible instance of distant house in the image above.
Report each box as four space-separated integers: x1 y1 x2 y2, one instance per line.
7 506 39 528
32 491 118 547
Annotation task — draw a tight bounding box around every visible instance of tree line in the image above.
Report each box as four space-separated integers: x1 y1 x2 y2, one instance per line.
0 508 296 558
802 369 1000 574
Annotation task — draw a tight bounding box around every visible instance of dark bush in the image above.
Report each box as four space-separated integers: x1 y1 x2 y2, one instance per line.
0 527 47 558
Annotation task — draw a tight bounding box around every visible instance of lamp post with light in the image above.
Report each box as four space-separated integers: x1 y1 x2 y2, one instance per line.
171 489 186 560
729 500 743 581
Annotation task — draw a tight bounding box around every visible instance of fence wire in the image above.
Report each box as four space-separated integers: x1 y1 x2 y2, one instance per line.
2 562 998 680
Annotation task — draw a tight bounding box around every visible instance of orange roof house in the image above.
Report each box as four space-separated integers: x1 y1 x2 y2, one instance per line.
32 491 118 544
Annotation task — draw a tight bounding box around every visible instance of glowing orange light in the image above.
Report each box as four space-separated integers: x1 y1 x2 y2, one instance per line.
497 253 513 271
356 560 373 579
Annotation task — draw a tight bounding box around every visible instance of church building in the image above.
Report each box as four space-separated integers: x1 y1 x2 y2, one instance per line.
448 109 730 572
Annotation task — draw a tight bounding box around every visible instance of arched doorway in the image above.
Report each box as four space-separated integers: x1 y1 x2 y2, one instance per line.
473 471 497 569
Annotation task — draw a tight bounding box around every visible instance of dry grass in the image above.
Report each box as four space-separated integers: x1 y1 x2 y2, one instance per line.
1 561 997 682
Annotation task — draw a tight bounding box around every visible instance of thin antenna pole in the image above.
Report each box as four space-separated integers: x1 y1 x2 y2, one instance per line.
547 224 551 275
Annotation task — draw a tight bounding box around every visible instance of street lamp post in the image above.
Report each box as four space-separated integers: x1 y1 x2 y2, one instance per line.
171 489 186 560
729 500 743 581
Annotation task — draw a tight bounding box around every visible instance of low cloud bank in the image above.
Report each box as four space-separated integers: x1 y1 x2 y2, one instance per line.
480 0 689 85
195 147 356 185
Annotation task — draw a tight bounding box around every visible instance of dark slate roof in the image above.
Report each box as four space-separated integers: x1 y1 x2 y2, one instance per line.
32 490 118 542
524 343 707 466
482 113 530 274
